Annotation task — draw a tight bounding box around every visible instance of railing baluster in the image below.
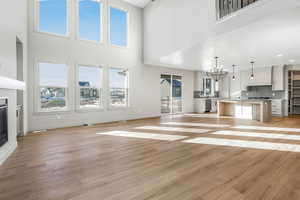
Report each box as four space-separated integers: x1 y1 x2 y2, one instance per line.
217 0 260 19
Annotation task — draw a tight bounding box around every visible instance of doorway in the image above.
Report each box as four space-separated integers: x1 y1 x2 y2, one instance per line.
160 74 182 114
16 37 24 136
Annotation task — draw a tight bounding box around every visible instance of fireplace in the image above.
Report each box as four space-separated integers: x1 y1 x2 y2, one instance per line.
0 98 8 147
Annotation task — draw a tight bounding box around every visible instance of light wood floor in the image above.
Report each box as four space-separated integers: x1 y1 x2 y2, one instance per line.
2 115 300 200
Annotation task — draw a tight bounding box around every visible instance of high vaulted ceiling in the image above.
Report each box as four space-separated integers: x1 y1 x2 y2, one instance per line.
122 0 152 8
143 0 300 71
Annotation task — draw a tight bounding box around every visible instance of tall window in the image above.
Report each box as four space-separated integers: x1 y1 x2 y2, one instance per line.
109 68 129 108
38 62 68 111
78 0 102 42
78 66 102 109
109 7 128 47
38 0 68 36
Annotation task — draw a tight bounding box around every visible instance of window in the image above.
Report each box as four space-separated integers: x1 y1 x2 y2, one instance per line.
109 7 128 47
78 0 102 42
203 78 217 96
109 68 129 108
37 0 68 36
38 62 69 111
78 65 103 109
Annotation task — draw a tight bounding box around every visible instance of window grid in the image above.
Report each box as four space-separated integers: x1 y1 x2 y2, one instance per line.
77 65 103 110
109 6 129 48
36 0 69 37
37 62 69 112
35 0 130 47
109 68 130 109
77 0 103 43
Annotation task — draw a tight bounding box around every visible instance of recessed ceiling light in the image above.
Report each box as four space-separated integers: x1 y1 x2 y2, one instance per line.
289 59 295 63
277 54 283 57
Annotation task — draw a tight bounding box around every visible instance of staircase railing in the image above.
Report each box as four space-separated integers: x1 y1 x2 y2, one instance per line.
216 0 260 20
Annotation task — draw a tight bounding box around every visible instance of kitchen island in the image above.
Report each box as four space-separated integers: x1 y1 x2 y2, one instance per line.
218 99 272 122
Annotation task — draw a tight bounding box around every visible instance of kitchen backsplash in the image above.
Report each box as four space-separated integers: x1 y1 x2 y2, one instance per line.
195 86 285 99
194 91 219 98
241 86 285 99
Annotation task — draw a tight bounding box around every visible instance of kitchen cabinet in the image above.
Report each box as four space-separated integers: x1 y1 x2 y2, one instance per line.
271 99 284 116
194 99 207 113
218 99 272 122
272 66 284 91
194 72 204 91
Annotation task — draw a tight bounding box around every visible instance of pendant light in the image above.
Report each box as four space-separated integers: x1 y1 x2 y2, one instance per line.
250 61 254 80
215 57 219 82
205 57 228 82
232 64 236 80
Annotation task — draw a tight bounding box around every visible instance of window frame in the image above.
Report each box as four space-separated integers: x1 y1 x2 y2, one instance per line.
34 0 70 38
76 0 104 44
108 5 130 48
76 64 104 111
108 67 130 110
203 77 216 96
35 61 71 113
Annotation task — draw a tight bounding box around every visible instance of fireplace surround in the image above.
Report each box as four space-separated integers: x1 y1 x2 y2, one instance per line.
0 98 8 147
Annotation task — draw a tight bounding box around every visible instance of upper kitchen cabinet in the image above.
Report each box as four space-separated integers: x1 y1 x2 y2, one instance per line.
272 66 285 91
194 71 204 91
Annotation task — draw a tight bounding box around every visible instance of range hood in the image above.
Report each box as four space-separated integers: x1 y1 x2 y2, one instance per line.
0 76 25 90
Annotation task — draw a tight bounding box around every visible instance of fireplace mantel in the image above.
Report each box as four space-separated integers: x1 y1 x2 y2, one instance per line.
0 76 25 90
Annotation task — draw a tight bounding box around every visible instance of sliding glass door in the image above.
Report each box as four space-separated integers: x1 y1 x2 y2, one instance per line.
160 74 182 114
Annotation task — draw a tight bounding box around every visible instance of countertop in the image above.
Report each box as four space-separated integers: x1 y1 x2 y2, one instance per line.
194 97 227 100
218 99 272 104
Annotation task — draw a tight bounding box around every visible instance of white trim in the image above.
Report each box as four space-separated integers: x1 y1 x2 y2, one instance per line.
0 141 17 165
76 0 104 44
34 0 70 38
76 64 104 111
108 5 130 49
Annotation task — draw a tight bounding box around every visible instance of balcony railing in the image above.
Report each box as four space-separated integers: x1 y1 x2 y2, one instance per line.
217 0 260 19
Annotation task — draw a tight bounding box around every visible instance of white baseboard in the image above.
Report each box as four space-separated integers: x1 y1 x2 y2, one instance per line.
0 141 17 165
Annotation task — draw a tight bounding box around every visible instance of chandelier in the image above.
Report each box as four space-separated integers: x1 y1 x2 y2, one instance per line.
205 57 228 82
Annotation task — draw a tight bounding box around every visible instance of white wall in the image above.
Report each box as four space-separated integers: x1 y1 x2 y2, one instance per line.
28 0 194 131
0 0 28 164
143 0 216 69
144 0 300 71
